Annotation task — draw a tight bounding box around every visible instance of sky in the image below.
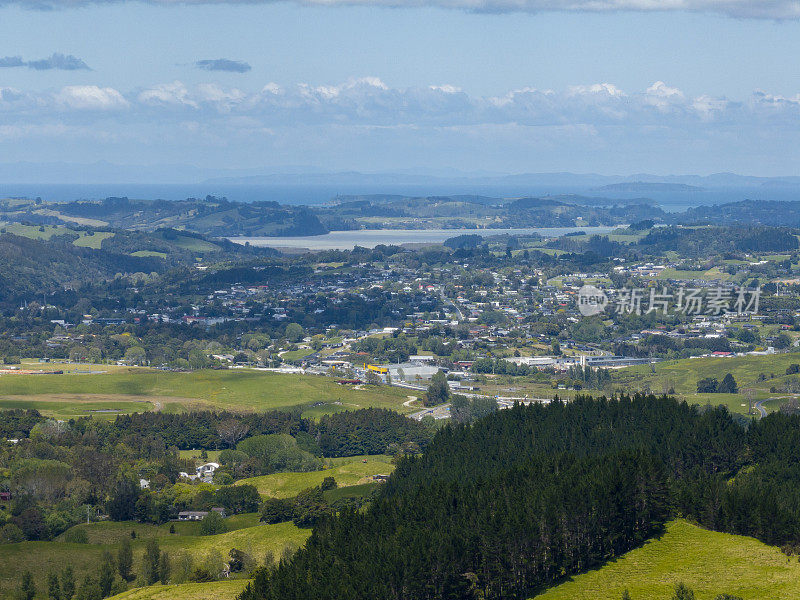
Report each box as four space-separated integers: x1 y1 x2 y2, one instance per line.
2 0 800 177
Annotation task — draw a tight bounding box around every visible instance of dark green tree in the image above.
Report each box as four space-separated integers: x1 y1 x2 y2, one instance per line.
697 377 719 393
143 538 161 585
199 511 227 536
47 572 61 600
158 551 171 585
718 373 738 394
98 551 115 597
74 575 101 600
117 538 133 582
424 370 451 407
61 566 75 600
17 571 35 600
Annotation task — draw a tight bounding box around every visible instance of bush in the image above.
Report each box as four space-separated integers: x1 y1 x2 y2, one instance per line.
61 527 89 544
0 523 24 544
229 548 254 573
199 511 227 536
213 472 234 486
260 498 294 524
697 377 719 393
292 487 333 528
320 477 337 491
672 582 695 600
188 567 216 583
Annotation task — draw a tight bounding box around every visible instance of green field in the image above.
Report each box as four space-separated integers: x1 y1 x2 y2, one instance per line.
0 368 413 419
179 449 223 463
237 455 394 498
73 231 116 248
170 235 221 253
0 222 73 240
131 250 167 258
613 351 800 414
109 580 248 600
280 348 315 362
0 518 308 598
533 520 800 600
656 267 731 281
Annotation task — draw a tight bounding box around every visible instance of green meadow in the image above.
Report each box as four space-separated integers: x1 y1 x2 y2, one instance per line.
532 520 800 600
108 580 248 600
237 455 394 498
0 368 412 419
613 351 800 414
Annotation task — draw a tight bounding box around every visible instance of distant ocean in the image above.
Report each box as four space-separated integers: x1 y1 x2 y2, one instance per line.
1 182 799 211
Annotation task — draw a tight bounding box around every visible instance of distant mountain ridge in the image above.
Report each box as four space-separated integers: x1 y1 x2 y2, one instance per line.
4 161 800 189
597 182 705 193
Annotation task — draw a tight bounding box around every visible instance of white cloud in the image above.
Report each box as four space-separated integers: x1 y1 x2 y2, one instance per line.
646 81 683 99
137 81 197 108
568 83 626 97
1 79 797 128
55 85 128 110
430 84 462 93
692 94 728 116
4 78 800 174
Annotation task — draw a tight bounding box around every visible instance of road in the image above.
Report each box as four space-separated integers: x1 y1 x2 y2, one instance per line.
754 398 767 418
439 288 464 321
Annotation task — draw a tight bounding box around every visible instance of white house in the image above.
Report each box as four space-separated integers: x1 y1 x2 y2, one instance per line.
196 462 219 476
177 507 227 521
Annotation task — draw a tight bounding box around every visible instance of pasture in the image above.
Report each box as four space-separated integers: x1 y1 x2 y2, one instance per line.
533 519 800 600
0 367 413 419
613 351 800 414
237 455 394 498
108 580 248 600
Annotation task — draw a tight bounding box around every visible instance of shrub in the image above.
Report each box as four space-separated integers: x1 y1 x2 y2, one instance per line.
61 527 89 544
0 523 25 544
260 498 294 524
199 511 227 536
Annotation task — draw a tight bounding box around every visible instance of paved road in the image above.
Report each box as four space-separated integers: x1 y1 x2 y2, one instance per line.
754 398 768 418
439 289 464 321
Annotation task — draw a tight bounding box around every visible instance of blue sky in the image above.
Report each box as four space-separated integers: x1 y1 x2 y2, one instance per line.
2 1 800 176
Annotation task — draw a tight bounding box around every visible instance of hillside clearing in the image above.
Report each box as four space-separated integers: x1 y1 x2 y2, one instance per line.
533 520 800 600
108 580 248 600
237 455 394 498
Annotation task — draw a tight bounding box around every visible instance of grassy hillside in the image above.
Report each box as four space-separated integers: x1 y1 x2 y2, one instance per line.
0 368 412 418
532 520 800 600
613 352 800 414
0 519 308 599
237 455 394 498
73 231 116 248
108 580 248 600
